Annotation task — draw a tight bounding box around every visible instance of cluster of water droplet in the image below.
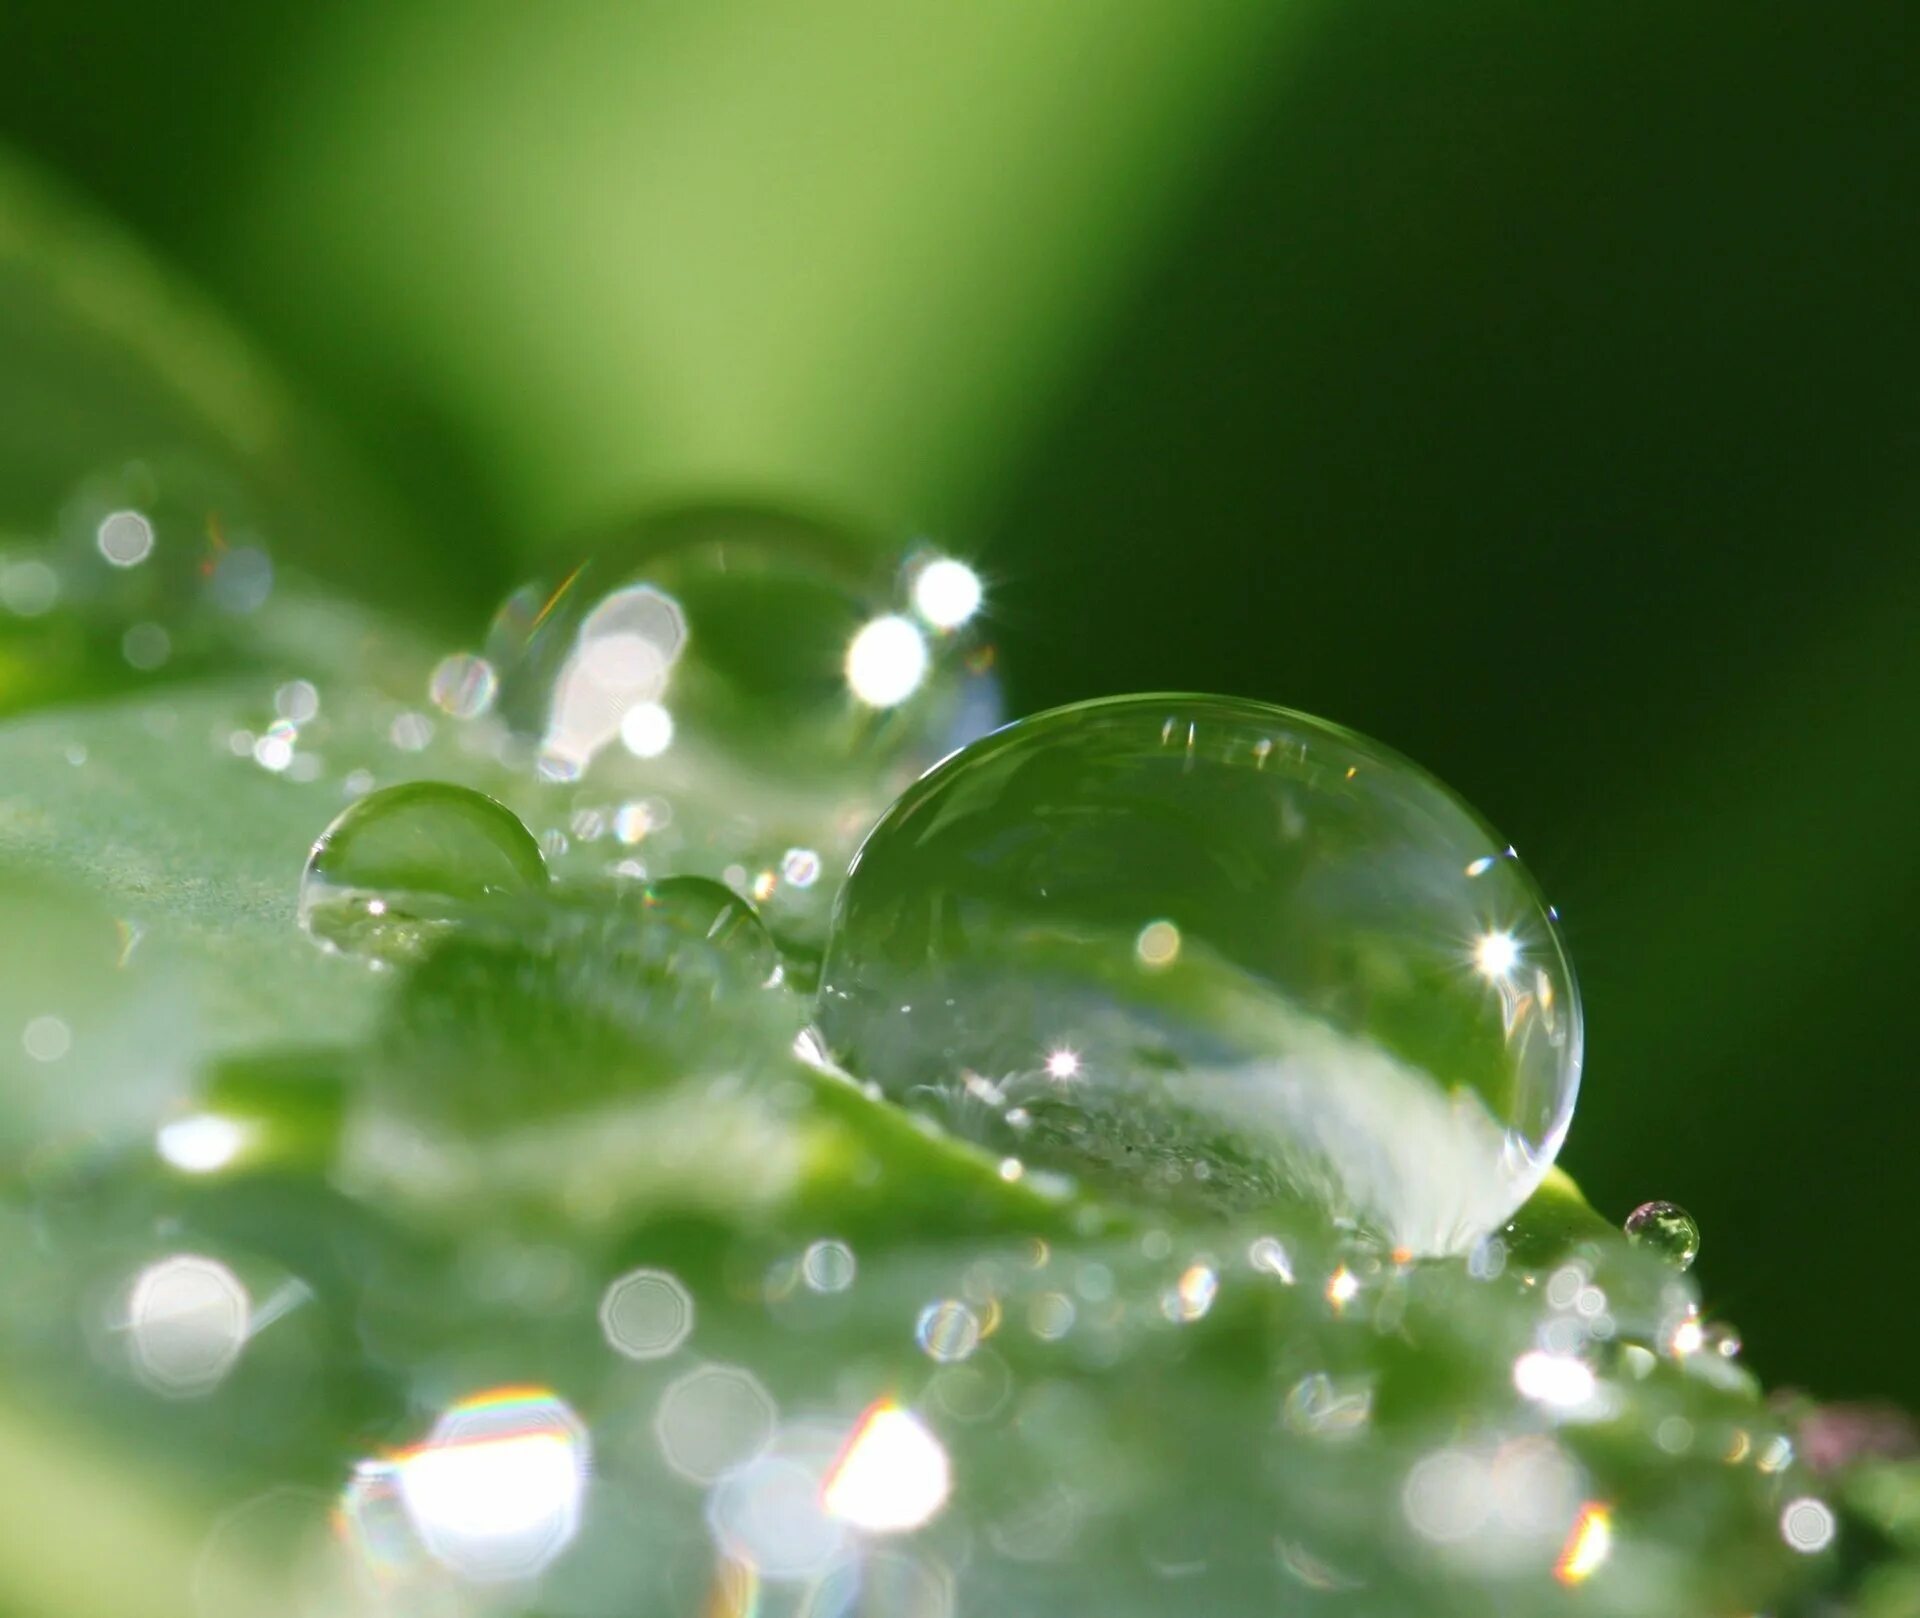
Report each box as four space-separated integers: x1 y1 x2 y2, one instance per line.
277 495 1605 1266
3 197 1856 1618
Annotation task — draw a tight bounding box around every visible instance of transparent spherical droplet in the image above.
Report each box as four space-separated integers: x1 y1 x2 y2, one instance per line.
816 694 1581 1253
298 781 547 962
1624 1200 1700 1270
486 502 1000 938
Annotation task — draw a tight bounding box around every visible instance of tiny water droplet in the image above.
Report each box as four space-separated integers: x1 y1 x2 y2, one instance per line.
815 694 1581 1253
1624 1200 1700 1270
298 781 546 962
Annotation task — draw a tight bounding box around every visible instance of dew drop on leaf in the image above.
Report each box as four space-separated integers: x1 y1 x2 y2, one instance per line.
1624 1200 1701 1270
816 694 1582 1253
485 502 1000 939
298 780 547 962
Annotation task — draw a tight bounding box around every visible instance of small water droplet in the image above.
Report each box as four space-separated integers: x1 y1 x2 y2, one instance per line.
298 782 547 962
1624 1200 1701 1270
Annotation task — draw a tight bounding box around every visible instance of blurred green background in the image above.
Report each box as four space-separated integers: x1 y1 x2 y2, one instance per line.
1 0 1914 1408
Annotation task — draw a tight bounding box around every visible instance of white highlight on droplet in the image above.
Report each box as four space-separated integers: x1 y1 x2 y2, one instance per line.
157 1114 250 1174
911 558 983 629
822 1401 951 1533
1044 1046 1081 1082
1474 930 1521 979
846 615 929 708
620 701 674 759
1512 1350 1598 1410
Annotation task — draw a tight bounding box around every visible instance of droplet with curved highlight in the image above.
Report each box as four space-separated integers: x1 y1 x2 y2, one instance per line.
298 781 547 963
816 694 1581 1253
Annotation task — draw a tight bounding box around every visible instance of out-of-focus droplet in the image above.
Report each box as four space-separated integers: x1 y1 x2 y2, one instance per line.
915 1300 982 1363
125 1253 250 1397
599 1267 695 1359
816 694 1581 1254
656 1364 778 1484
298 781 546 962
486 503 1000 938
387 1387 591 1583
1623 1200 1700 1270
429 651 498 718
801 1239 857 1293
907 553 984 631
821 1401 952 1533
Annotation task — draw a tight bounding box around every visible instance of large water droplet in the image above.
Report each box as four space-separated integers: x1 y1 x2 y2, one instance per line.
1624 1200 1700 1270
486 503 999 940
298 781 547 962
816 694 1581 1253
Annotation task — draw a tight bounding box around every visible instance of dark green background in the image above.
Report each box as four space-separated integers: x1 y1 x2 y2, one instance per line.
2 2 1914 1404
